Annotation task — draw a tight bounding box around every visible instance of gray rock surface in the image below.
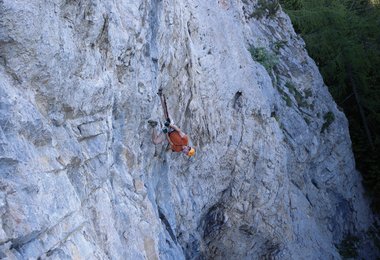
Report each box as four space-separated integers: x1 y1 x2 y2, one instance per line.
0 0 378 259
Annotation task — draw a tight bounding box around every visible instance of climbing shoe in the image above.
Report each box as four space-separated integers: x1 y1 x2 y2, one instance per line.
148 120 158 127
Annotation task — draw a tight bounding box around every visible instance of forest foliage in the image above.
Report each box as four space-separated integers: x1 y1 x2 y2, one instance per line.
279 0 380 211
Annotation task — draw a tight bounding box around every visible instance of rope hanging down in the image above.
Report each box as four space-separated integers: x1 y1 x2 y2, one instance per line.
157 88 170 122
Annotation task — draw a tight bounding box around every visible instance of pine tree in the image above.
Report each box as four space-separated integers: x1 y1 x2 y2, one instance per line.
281 0 380 211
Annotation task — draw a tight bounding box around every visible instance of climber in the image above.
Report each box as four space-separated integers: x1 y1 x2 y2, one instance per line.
149 87 195 157
148 119 196 157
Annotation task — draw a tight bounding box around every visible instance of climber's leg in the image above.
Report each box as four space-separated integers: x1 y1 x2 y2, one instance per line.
152 127 165 144
149 120 165 144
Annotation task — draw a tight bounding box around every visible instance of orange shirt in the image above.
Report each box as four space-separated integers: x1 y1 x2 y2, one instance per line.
169 131 189 152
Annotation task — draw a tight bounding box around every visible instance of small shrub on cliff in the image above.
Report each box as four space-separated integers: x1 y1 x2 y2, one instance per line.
251 0 280 19
285 81 309 108
248 46 278 72
304 88 312 98
321 111 335 133
273 40 288 53
277 85 292 107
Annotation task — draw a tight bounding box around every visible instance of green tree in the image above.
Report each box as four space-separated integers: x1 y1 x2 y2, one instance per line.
281 0 380 211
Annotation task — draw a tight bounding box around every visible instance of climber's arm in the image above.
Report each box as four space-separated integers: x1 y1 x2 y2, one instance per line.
152 129 165 144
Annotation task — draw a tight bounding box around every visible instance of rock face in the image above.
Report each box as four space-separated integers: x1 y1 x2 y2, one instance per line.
0 0 377 259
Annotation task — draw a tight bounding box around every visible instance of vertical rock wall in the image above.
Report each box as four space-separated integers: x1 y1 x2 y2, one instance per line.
0 0 376 259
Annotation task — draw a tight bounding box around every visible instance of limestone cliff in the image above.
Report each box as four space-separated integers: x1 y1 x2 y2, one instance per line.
0 0 377 259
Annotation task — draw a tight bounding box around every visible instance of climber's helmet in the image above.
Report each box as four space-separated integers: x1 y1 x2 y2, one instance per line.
187 147 196 157
183 146 195 157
